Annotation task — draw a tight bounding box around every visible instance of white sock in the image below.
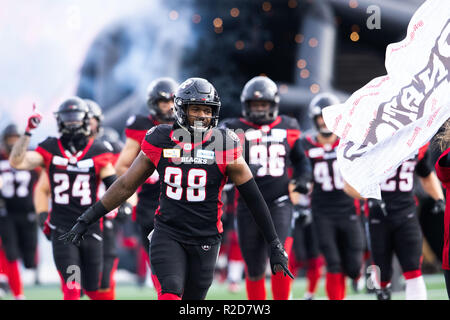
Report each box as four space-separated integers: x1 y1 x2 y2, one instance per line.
405 276 427 300
228 260 245 283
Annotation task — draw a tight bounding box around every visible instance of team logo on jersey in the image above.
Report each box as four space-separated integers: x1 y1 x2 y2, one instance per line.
196 149 215 160
201 245 211 251
307 147 325 158
52 156 69 166
163 148 181 158
245 129 262 141
183 144 192 151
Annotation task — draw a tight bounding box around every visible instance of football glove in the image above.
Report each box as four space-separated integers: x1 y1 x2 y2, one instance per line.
116 202 133 222
431 199 446 215
58 219 89 246
25 104 42 134
293 205 312 226
37 211 48 229
368 199 388 216
268 238 294 279
291 177 312 194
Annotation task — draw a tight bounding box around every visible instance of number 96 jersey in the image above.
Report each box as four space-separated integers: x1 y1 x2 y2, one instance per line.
141 124 242 245
35 137 113 233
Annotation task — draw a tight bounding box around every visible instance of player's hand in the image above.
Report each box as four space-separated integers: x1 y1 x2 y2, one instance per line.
58 220 89 246
116 202 133 222
292 178 312 194
431 199 446 215
25 104 42 134
37 211 48 229
293 205 312 226
268 238 294 279
368 198 388 216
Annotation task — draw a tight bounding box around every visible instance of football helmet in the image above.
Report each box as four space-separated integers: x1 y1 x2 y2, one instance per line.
146 77 178 122
54 97 91 137
308 92 340 136
241 76 280 125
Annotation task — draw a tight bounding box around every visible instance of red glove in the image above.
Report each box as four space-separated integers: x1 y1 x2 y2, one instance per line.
25 104 42 134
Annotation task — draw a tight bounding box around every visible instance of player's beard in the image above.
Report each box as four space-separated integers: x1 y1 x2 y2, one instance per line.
60 132 89 154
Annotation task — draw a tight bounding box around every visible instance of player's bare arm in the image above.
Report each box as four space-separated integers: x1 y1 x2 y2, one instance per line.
9 137 44 170
59 152 155 245
226 156 294 279
343 180 366 200
114 137 141 176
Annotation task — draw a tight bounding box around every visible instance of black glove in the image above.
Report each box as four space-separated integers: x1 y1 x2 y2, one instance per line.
431 199 446 215
291 178 311 194
293 205 312 226
268 238 294 279
37 211 48 229
58 219 89 246
116 202 133 222
368 199 388 216
248 164 263 177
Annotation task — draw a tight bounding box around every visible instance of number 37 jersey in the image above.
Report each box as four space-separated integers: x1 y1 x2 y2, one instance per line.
141 124 242 245
35 137 113 232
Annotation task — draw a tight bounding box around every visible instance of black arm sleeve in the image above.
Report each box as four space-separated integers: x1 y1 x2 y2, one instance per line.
102 174 117 189
415 152 432 177
236 178 278 243
289 139 312 181
439 151 450 167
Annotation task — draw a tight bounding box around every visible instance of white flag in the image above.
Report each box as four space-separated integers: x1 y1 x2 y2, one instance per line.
322 0 450 199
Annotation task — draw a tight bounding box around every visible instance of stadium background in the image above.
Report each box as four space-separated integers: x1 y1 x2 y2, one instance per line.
0 0 447 299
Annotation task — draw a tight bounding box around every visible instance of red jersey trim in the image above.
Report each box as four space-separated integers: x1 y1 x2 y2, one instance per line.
56 138 94 161
418 142 430 161
239 116 282 130
216 176 228 233
169 129 213 150
435 147 450 185
92 153 114 174
35 146 53 171
286 129 301 149
141 139 163 167
215 146 243 175
125 128 148 144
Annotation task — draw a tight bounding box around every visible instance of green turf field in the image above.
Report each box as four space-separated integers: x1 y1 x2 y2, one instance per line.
1 274 448 300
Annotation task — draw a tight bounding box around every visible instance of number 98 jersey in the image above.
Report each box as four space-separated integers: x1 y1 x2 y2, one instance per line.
35 137 113 233
141 124 242 245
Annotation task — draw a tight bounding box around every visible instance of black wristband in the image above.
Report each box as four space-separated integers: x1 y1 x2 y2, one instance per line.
236 178 278 243
24 131 32 137
77 201 109 225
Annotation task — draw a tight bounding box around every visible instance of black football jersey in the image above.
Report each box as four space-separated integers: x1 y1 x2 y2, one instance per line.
125 114 160 204
221 115 310 203
379 144 432 215
141 124 242 245
0 152 39 214
35 137 113 232
301 134 356 216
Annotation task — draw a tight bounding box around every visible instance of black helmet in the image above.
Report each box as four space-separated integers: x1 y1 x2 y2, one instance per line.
146 77 178 122
2 124 20 141
84 99 104 123
2 124 20 153
174 78 221 133
241 76 280 125
54 97 91 136
308 92 340 136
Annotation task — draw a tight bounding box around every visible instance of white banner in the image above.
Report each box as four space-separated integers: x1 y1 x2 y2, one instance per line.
322 0 450 199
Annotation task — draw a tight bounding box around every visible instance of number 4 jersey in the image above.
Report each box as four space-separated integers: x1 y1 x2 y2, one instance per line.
141 124 242 245
35 137 113 232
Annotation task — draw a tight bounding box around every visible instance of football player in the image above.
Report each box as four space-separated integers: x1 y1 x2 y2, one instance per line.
9 98 117 300
60 77 293 300
115 77 178 261
435 121 450 299
301 93 365 300
221 76 312 300
351 143 444 300
0 124 41 299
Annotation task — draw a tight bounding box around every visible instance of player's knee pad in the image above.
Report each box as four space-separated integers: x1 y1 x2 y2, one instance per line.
160 275 184 296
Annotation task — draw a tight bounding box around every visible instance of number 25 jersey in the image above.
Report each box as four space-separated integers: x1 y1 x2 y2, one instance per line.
141 124 242 245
